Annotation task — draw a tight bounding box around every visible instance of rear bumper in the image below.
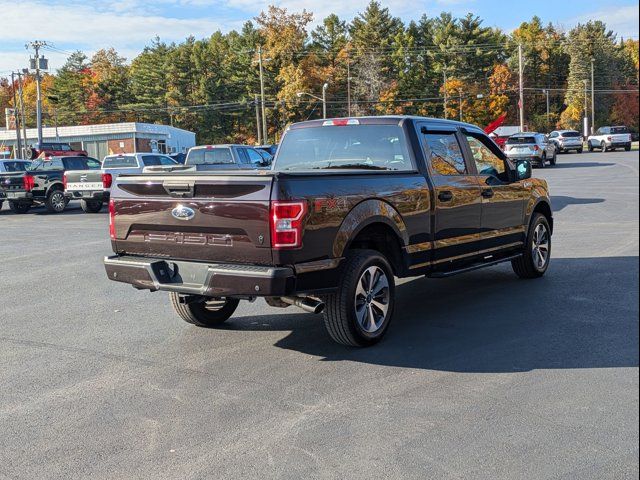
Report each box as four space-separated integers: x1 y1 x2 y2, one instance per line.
104 255 295 297
65 190 109 202
0 191 33 202
606 141 631 148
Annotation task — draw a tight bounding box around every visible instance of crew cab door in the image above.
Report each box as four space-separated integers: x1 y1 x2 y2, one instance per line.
460 130 526 251
418 123 482 264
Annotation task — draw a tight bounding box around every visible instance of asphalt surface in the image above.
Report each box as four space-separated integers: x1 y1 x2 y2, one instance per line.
0 150 638 480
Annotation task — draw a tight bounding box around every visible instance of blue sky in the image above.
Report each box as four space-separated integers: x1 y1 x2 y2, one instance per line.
0 0 638 75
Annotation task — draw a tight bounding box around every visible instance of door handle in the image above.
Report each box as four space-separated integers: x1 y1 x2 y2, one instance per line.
438 191 453 202
481 189 494 198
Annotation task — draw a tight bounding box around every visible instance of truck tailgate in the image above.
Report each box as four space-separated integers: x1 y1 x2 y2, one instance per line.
65 170 104 191
0 172 26 193
111 173 274 265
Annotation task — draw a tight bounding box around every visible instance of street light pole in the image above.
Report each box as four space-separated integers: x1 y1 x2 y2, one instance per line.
18 70 28 155
11 72 23 158
590 58 595 135
582 79 589 138
257 45 267 143
347 58 351 117
28 40 48 146
518 44 525 132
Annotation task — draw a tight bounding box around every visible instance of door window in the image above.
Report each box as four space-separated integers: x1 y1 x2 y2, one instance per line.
465 135 507 180
424 132 467 175
246 148 265 165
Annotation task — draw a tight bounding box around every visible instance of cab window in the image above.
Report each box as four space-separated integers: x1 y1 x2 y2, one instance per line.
465 135 508 181
424 132 467 175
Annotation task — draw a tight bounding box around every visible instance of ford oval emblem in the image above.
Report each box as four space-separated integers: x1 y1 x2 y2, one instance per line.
171 205 195 221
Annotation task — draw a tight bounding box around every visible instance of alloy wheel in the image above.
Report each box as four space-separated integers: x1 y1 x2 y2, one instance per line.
354 266 390 333
51 192 66 212
531 223 550 271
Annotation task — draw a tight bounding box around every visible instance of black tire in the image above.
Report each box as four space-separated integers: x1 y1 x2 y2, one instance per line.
538 152 546 168
577 148 583 153
625 144 631 152
170 293 240 327
0 201 3 211
8 201 30 214
45 188 68 213
322 249 395 347
600 141 607 152
81 199 103 213
27 148 38 160
512 213 551 279
588 141 594 152
550 151 557 166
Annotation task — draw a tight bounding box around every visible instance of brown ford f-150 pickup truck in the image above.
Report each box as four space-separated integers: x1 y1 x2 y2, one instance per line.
104 116 553 346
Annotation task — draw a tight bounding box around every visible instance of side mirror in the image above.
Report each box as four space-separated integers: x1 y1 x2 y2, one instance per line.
515 160 532 181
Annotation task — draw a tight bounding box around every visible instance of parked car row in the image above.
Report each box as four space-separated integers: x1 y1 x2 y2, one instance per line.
0 144 277 214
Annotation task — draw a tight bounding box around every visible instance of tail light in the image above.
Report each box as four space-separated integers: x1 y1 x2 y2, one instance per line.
109 199 116 240
23 174 35 192
62 173 68 190
533 145 540 151
102 173 113 189
270 200 307 248
607 136 612 141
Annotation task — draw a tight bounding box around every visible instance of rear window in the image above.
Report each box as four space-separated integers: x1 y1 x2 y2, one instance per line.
506 136 536 145
2 161 30 172
611 127 629 134
561 131 581 138
102 156 138 168
186 148 234 165
275 124 412 171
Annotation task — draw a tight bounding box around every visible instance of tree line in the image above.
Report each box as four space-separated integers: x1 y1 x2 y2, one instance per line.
1 1 638 145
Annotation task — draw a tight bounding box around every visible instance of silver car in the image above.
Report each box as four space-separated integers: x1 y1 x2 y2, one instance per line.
549 130 583 154
102 153 179 183
504 133 557 168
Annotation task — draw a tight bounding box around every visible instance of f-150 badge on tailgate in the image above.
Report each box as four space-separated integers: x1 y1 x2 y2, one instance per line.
171 205 195 221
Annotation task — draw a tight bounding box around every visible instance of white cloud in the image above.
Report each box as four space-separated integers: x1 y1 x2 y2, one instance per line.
0 0 239 72
571 4 639 39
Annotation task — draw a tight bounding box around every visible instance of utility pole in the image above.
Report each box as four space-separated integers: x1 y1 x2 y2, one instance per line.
18 71 28 155
27 40 48 146
590 58 595 135
459 90 463 122
583 79 589 137
518 44 525 132
254 94 262 144
11 72 23 158
443 68 448 119
257 45 267 144
322 83 328 119
347 58 351 117
47 95 60 141
543 89 550 130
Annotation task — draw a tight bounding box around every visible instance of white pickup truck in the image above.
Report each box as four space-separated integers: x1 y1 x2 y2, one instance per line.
587 126 632 152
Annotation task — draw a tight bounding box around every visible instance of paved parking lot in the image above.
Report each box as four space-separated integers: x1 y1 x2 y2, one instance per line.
0 150 638 479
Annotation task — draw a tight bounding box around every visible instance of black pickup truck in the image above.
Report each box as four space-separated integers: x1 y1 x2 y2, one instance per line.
0 156 101 213
104 116 553 346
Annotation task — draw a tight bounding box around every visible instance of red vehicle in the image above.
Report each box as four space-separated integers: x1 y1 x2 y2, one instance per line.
27 142 88 160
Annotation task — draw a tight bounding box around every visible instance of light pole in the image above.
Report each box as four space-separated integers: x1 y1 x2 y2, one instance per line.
590 58 595 135
582 79 589 138
27 40 48 146
542 89 550 130
11 72 23 158
297 84 329 119
47 94 60 141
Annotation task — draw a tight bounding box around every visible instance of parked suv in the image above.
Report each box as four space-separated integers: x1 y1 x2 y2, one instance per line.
27 142 88 160
548 130 583 154
587 126 632 152
504 133 557 167
104 116 553 347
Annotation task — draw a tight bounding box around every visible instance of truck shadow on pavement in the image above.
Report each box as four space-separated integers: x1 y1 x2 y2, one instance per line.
550 196 605 211
230 256 639 372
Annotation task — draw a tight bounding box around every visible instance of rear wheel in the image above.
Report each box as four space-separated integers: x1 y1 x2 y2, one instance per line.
625 144 631 152
600 141 607 152
550 151 557 166
512 213 551 279
45 189 68 213
8 201 30 214
170 293 239 327
81 199 103 213
322 249 395 347
538 152 546 168
577 147 583 153
588 141 594 152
